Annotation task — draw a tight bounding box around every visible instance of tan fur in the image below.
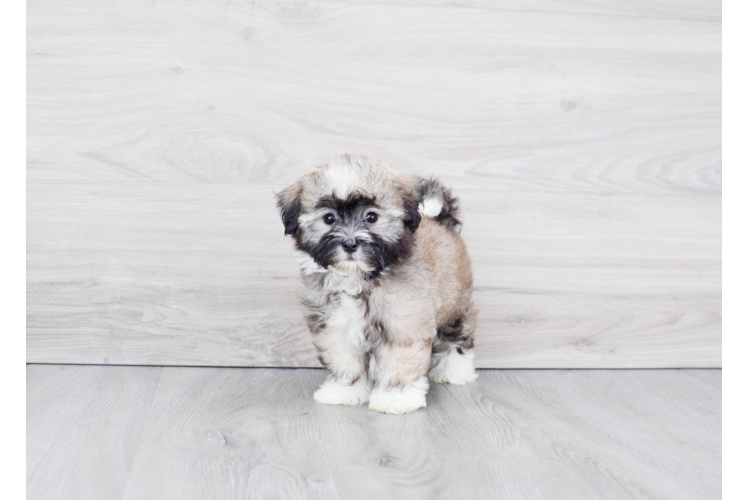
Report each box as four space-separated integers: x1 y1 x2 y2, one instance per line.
414 217 475 328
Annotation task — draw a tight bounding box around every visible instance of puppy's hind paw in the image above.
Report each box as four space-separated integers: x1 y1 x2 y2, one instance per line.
313 376 370 406
429 348 478 385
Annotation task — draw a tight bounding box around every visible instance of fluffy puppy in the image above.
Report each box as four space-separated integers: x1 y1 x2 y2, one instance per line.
277 155 478 414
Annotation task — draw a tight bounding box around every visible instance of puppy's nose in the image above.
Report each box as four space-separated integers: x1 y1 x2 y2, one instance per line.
341 238 359 253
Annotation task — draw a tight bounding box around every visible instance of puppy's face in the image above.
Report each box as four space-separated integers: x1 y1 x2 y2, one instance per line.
277 156 421 278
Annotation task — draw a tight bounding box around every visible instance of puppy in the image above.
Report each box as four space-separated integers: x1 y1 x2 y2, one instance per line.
277 155 477 414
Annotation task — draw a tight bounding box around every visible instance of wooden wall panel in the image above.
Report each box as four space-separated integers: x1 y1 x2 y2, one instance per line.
27 0 721 367
27 182 720 367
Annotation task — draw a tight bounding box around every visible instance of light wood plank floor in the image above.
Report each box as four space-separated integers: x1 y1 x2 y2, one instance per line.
27 365 721 499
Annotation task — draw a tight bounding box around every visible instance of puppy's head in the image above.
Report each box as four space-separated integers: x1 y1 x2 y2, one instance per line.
277 155 421 278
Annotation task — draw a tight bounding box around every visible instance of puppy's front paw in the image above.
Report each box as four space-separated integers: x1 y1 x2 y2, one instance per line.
314 376 370 406
368 378 429 415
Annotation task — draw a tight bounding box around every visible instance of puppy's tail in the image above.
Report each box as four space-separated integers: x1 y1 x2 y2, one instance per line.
415 177 461 231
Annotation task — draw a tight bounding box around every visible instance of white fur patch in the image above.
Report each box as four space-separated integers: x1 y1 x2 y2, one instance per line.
419 196 443 218
327 293 366 332
314 376 371 406
324 273 365 296
325 164 360 197
295 251 326 275
429 348 478 385
368 377 429 414
332 258 371 277
297 212 318 226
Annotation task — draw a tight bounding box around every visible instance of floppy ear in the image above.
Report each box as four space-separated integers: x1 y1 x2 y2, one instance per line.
276 182 303 236
401 184 421 232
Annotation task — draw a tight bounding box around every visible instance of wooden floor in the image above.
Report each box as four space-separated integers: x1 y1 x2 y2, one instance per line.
27 365 721 499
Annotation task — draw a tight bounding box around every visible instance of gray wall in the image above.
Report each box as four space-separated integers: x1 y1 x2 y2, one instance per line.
27 0 721 368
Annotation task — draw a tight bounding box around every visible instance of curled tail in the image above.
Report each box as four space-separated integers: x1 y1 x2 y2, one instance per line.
415 177 461 231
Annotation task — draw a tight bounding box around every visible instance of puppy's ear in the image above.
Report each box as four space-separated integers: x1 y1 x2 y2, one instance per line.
276 182 303 236
401 183 421 232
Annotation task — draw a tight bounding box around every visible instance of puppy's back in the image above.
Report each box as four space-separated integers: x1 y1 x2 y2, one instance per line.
414 211 474 331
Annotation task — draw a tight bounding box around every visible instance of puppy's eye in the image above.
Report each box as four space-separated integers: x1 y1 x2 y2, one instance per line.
323 213 336 225
365 212 378 223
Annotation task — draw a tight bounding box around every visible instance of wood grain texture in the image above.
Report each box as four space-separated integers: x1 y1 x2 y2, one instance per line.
26 0 721 367
26 365 164 499
26 365 722 499
27 181 720 367
27 0 721 193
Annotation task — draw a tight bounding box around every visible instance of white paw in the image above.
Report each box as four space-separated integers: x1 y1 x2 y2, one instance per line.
368 377 429 415
314 376 370 406
429 348 478 385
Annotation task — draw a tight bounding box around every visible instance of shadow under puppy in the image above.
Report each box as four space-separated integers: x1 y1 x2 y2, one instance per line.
277 155 478 414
